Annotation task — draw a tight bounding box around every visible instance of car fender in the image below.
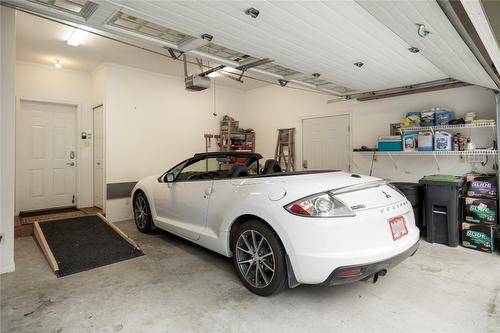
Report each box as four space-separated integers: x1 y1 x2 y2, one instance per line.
221 200 295 259
131 177 159 220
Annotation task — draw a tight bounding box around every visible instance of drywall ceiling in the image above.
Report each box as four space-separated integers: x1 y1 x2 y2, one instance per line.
15 11 268 90
6 0 499 94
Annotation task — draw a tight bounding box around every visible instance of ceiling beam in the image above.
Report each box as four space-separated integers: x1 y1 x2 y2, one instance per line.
343 79 468 102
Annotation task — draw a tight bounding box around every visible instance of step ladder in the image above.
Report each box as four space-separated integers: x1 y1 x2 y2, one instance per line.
275 128 295 172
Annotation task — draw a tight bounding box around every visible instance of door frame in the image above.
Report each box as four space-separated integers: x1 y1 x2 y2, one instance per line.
301 113 353 172
15 96 83 214
92 104 106 211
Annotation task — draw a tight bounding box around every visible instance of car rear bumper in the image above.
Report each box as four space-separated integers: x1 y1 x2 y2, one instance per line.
322 240 419 286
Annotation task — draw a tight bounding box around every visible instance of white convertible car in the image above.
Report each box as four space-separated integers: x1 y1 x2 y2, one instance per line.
132 152 419 296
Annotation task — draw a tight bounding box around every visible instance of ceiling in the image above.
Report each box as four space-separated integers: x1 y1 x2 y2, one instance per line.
15 11 269 90
7 0 500 95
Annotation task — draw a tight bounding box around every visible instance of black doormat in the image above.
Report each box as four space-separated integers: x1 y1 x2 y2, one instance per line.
20 207 79 218
38 216 143 277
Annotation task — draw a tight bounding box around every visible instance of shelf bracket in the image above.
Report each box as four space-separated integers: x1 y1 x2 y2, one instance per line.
387 152 398 170
432 152 441 170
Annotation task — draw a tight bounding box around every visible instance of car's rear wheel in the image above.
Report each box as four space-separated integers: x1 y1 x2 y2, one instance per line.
133 192 153 233
232 220 287 296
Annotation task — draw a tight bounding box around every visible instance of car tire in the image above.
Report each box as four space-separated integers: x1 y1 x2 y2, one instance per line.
133 191 153 233
232 220 287 296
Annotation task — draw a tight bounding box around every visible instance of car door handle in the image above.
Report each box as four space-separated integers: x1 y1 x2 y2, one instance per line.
66 162 75 166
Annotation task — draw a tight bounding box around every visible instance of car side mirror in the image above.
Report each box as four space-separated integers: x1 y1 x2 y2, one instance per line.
165 173 175 183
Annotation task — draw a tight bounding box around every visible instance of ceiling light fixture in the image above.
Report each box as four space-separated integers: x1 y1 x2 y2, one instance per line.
354 62 364 68
201 33 213 42
54 59 61 69
408 47 420 53
67 27 85 47
245 7 260 18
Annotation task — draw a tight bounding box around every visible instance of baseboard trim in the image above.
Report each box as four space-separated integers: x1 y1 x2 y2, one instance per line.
1 263 15 274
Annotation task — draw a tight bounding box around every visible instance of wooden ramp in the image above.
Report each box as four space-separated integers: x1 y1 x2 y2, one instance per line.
34 214 143 277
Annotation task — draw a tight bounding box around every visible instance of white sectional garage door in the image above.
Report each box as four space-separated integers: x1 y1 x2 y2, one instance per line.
17 100 77 212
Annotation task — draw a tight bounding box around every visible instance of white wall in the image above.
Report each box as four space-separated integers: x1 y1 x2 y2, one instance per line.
104 64 245 221
15 62 94 211
1 6 16 274
242 85 496 182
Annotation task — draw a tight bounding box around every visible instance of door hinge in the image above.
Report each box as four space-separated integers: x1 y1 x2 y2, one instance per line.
348 125 351 132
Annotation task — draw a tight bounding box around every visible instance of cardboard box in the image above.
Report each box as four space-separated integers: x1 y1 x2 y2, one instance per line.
462 223 495 253
467 176 497 199
464 197 497 224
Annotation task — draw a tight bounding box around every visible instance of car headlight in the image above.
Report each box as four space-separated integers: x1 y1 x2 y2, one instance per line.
284 192 355 217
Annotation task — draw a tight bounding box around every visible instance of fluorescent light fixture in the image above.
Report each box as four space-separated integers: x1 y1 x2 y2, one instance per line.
54 59 61 69
207 71 221 78
67 27 85 47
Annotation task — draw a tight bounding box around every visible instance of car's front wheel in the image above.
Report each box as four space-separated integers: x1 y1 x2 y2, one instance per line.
232 220 287 296
133 191 153 233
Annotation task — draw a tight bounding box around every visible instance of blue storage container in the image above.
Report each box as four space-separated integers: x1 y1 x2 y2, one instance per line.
435 111 455 126
434 131 452 151
378 136 402 151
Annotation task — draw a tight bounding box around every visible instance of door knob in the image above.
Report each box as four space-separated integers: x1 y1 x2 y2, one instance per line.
66 162 75 166
96 162 101 165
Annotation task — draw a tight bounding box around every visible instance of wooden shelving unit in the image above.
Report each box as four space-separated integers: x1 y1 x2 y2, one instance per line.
220 118 255 152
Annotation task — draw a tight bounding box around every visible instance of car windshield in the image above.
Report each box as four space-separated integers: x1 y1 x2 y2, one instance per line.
175 155 259 181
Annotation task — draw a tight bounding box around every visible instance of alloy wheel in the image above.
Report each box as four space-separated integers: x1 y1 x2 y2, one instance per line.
134 195 147 228
235 230 275 288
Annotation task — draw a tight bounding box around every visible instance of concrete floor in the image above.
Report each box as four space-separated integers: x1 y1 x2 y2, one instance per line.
1 220 499 333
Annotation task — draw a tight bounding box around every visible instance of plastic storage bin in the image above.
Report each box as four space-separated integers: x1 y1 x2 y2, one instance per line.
391 182 425 236
419 175 465 247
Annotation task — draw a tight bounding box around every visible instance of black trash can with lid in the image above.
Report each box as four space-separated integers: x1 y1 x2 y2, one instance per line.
390 182 424 236
419 175 465 247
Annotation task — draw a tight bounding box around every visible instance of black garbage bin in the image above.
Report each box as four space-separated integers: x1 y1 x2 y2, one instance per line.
391 182 424 236
419 175 465 247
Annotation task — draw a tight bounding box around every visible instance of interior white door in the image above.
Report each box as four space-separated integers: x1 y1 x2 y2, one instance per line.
93 105 104 209
302 115 350 171
17 100 77 212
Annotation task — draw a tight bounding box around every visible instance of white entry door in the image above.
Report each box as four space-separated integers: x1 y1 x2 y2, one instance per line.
93 105 104 209
17 100 77 212
302 115 351 171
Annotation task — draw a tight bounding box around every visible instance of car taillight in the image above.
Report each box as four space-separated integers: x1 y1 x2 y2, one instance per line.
336 268 362 278
284 192 355 218
289 204 311 216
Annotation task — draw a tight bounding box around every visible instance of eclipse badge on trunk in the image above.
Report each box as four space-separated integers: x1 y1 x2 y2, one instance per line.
388 216 408 241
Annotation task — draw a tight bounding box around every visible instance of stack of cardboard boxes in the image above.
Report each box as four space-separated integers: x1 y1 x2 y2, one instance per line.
462 174 498 253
